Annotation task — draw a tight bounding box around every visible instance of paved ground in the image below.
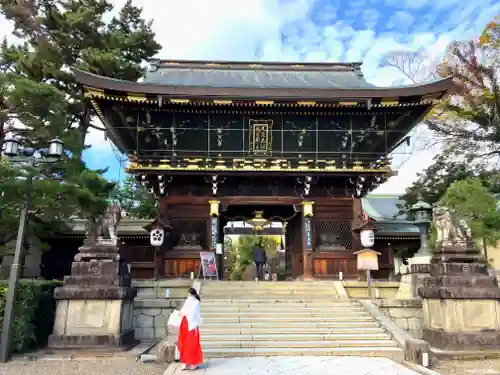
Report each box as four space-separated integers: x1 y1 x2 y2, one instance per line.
0 356 422 375
433 358 500 375
0 358 166 375
166 357 422 375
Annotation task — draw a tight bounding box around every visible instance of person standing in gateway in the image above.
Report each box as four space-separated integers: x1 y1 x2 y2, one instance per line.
252 238 267 281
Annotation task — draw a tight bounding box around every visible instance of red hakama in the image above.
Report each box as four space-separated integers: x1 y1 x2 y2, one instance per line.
177 316 203 366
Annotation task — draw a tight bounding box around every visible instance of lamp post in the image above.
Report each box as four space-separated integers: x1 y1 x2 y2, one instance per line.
0 137 64 362
410 199 433 257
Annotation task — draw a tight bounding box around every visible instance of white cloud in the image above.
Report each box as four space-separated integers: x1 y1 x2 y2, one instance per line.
386 11 415 33
0 0 498 190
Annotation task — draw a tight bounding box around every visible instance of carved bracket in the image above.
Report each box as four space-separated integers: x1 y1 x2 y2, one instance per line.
205 175 226 196
347 175 386 198
296 175 316 198
139 174 173 197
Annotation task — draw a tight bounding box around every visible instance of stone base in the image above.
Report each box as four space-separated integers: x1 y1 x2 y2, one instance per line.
423 327 500 351
48 329 136 351
50 298 135 350
422 298 500 350
396 257 431 299
404 339 430 365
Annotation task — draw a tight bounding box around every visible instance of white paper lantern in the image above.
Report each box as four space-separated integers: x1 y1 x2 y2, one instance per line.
150 228 164 246
360 229 375 248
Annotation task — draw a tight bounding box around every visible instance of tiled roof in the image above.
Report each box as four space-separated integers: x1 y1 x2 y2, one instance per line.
362 194 418 236
144 63 375 90
361 194 407 220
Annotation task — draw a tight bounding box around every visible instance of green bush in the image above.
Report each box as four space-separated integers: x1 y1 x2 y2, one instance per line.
0 279 62 353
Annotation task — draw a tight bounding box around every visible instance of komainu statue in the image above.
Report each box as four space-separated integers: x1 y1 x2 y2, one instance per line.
85 204 122 246
433 205 472 247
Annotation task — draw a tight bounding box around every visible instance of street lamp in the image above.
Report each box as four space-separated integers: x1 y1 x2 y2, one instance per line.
409 198 433 257
0 137 64 362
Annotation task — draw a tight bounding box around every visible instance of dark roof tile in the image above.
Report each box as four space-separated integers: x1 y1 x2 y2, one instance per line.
143 67 375 90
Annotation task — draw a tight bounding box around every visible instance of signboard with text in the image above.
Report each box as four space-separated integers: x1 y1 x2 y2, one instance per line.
199 251 218 279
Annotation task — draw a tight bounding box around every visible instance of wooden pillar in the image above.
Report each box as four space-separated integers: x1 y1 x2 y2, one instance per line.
208 200 222 280
301 201 314 280
154 246 165 279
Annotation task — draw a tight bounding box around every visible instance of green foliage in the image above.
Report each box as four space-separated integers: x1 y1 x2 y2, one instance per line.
398 154 500 214
0 0 160 245
110 175 158 219
439 178 500 246
0 279 62 353
0 0 161 155
276 265 287 281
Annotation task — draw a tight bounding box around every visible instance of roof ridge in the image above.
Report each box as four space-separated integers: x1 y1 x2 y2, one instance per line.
147 59 364 72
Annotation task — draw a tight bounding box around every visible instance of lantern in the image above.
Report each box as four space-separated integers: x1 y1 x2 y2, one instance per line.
301 201 315 217
150 227 165 246
48 137 64 158
2 138 20 157
360 229 375 248
246 211 269 231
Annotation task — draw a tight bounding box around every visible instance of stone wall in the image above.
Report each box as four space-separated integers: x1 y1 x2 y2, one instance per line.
373 299 423 339
342 281 400 299
132 280 191 342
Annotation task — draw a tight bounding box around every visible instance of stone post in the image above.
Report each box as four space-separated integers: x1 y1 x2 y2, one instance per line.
397 199 433 299
418 207 500 350
48 213 137 350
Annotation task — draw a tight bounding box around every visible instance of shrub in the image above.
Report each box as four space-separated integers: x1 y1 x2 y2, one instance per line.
0 279 62 353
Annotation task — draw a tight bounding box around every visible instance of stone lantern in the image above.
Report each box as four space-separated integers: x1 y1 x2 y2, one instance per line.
409 199 432 258
396 198 433 299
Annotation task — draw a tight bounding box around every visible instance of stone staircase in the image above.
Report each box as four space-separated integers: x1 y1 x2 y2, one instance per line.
199 281 403 359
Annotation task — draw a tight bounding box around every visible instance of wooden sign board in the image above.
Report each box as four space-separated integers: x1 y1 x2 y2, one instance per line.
353 249 381 271
199 251 218 279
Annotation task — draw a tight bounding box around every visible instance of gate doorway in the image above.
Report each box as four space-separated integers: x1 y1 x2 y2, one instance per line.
220 204 304 280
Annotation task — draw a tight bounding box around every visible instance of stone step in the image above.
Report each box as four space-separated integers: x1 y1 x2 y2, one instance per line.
201 298 344 303
201 311 369 318
203 289 336 295
200 321 380 329
201 280 334 287
200 333 392 341
200 326 385 335
202 285 336 292
202 299 352 304
202 347 404 359
201 306 365 313
202 287 337 292
202 316 374 323
201 340 399 349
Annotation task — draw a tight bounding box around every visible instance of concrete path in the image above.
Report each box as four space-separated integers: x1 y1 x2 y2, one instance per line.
164 357 424 375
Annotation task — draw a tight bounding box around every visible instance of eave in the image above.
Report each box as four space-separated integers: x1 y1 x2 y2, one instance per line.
126 160 395 176
74 68 454 104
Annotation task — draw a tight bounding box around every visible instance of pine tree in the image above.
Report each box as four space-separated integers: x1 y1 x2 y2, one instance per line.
111 175 158 219
0 0 161 246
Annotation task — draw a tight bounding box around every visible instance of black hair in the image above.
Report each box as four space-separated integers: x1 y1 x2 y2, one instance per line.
188 287 201 301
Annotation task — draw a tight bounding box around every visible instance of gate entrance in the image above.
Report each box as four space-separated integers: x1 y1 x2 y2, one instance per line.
75 59 453 280
221 204 302 280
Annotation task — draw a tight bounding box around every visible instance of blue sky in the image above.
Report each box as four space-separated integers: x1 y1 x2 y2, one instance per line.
2 0 499 193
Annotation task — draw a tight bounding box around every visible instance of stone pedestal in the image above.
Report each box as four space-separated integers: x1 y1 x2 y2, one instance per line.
396 255 431 299
418 244 500 350
48 243 137 350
